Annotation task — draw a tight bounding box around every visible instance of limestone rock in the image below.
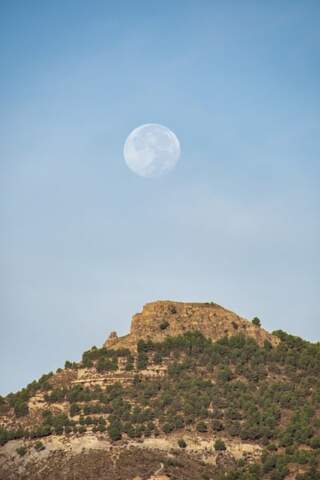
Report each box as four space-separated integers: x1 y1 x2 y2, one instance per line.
105 331 118 348
104 300 279 351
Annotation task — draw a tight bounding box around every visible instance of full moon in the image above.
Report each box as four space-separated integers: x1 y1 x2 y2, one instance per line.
123 123 181 178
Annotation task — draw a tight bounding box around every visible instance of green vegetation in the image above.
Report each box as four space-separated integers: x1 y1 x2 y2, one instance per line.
196 421 208 432
160 320 170 330
14 400 29 417
34 440 45 451
214 439 226 451
178 438 187 448
252 317 261 327
108 419 122 441
81 346 131 371
16 446 27 457
1 329 320 477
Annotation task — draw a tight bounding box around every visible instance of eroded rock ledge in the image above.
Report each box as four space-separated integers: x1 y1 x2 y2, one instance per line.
104 300 278 351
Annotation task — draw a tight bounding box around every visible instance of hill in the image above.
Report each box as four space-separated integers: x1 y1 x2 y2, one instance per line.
0 301 320 480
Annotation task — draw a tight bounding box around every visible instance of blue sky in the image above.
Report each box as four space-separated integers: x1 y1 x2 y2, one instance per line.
0 1 319 394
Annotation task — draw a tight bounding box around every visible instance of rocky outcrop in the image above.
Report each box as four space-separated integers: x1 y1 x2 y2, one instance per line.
106 331 118 347
104 300 279 351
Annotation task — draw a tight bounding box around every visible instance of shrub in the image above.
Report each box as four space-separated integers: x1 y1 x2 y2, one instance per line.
212 409 223 419
82 357 93 368
14 401 29 417
168 305 177 314
264 340 272 350
196 421 208 432
153 352 163 364
137 352 148 370
108 420 122 441
125 354 134 371
96 357 118 372
226 421 240 437
178 438 187 449
0 428 9 446
217 368 233 383
160 320 169 331
70 403 81 417
34 440 45 451
262 455 277 473
212 420 224 432
137 339 154 353
16 446 27 457
45 388 66 403
175 416 185 429
162 422 175 434
310 436 320 449
214 439 226 451
252 317 261 327
30 425 51 438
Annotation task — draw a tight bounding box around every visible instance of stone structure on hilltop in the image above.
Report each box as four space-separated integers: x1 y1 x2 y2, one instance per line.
104 300 279 351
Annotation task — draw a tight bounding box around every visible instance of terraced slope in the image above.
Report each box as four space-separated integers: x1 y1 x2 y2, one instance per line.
1 302 320 480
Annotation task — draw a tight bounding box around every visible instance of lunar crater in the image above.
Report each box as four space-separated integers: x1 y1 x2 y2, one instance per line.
124 123 181 178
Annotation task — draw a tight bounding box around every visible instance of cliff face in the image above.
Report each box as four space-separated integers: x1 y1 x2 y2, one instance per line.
105 300 279 350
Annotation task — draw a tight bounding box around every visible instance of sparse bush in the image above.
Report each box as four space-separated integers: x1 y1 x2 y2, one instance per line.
212 420 224 432
96 357 118 372
162 422 175 434
0 428 8 446
196 421 208 432
252 317 261 327
178 438 187 448
125 354 134 371
310 436 320 449
34 440 45 451
214 439 226 451
160 320 169 331
16 446 27 457
82 357 93 368
108 420 122 441
137 352 148 370
70 403 81 417
45 388 66 403
217 368 233 383
262 454 277 473
14 400 29 417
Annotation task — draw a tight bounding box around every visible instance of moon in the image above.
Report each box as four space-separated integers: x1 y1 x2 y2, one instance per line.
123 123 181 178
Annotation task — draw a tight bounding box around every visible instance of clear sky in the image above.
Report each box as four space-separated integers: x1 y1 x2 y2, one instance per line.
1 1 319 395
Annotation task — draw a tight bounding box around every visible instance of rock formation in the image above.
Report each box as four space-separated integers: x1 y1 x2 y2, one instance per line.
104 300 279 350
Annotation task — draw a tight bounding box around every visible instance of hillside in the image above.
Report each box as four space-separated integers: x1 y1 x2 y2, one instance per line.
1 301 320 480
